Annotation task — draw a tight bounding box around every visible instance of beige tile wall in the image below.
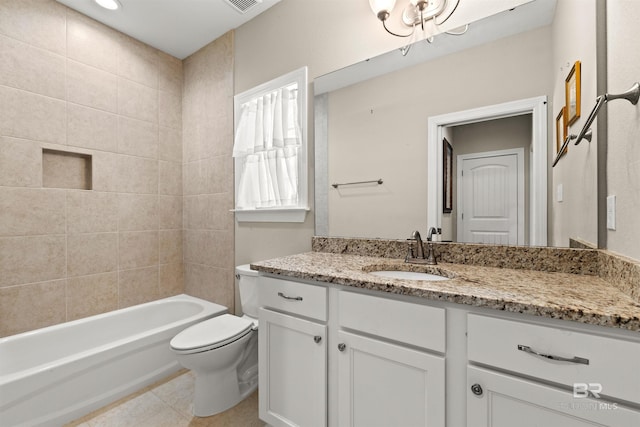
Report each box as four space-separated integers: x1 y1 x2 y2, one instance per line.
0 0 185 337
182 33 236 312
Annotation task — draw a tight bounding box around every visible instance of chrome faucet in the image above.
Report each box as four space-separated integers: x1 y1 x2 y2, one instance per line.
426 227 437 241
406 230 437 265
411 230 424 259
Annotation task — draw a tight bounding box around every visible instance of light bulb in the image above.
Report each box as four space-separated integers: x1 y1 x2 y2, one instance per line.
95 0 120 11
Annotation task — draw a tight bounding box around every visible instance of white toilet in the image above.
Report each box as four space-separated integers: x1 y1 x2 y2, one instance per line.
170 264 260 417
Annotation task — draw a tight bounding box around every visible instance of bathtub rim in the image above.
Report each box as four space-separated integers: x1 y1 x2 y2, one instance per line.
0 294 227 385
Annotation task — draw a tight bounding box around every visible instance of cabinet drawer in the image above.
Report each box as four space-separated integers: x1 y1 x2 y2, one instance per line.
339 290 445 353
467 314 640 404
258 276 327 321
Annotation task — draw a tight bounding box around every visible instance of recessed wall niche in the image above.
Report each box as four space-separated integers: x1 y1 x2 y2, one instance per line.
42 149 92 190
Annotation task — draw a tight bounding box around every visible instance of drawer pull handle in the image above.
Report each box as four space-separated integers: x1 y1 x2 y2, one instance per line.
277 292 303 301
517 345 589 365
338 343 346 352
314 335 322 344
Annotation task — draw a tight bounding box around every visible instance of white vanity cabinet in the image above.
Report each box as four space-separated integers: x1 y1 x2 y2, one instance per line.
258 276 446 427
258 274 640 427
258 277 328 427
466 314 640 426
336 290 446 427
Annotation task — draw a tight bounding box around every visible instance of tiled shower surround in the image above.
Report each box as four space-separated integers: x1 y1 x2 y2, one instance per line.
182 33 235 311
0 0 235 337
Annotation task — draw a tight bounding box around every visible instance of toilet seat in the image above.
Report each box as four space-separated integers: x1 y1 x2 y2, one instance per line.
170 314 254 354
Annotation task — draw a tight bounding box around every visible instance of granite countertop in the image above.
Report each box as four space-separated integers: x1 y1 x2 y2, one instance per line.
251 251 640 332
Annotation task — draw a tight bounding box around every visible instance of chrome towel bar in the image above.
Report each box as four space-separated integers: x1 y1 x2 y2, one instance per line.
552 131 593 167
553 81 639 167
332 178 383 188
575 82 639 146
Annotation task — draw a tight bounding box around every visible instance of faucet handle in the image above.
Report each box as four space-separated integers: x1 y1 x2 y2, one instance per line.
425 242 438 265
405 245 414 262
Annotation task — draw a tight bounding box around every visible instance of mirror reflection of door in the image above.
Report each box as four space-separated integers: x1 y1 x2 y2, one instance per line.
457 148 525 245
442 114 532 244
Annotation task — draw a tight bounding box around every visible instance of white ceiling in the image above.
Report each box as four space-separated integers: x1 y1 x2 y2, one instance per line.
56 0 282 59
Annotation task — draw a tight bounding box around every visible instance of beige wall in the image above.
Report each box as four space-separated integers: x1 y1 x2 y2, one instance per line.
0 0 184 337
182 33 236 311
549 0 598 247
606 1 640 260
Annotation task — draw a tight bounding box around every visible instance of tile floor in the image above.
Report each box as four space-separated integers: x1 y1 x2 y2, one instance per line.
65 370 265 427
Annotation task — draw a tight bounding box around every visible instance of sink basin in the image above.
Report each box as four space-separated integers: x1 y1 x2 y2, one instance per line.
368 270 450 281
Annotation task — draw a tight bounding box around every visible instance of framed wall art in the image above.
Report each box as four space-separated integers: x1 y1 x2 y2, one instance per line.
565 61 581 126
556 106 567 156
443 138 453 213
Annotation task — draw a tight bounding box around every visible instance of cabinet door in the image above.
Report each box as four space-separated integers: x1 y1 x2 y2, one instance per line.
259 308 327 427
337 331 445 427
467 365 640 427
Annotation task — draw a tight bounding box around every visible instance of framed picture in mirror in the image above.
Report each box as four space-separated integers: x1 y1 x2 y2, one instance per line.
565 61 581 125
443 138 453 213
556 107 567 155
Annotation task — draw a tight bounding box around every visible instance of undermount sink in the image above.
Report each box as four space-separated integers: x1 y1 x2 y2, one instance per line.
368 270 451 281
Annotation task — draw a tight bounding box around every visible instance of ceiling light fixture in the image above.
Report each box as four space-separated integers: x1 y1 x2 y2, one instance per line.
369 0 467 55
94 0 121 11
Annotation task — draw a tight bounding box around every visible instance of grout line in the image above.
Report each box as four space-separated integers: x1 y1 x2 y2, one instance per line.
64 189 69 321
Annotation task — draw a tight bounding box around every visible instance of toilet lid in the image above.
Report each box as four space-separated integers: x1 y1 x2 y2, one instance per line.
170 314 253 353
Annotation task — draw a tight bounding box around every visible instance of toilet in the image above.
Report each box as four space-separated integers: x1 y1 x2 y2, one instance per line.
170 264 260 417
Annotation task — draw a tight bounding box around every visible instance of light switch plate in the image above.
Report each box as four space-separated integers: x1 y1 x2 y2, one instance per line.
556 184 563 202
607 195 616 230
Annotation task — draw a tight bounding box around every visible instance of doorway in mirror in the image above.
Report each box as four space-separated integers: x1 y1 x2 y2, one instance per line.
457 148 525 245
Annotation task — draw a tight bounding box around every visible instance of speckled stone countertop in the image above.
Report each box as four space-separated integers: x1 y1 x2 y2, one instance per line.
251 240 640 332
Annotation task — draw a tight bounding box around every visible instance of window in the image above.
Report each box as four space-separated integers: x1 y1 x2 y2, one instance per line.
233 67 308 222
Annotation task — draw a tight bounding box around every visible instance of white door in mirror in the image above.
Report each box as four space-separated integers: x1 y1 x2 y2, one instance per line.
458 150 522 245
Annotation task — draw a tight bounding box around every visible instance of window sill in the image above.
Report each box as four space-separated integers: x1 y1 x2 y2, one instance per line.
233 207 310 223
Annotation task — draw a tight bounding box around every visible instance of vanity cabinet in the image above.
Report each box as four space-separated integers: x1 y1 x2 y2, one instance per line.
336 330 445 426
466 314 640 426
258 274 640 427
336 291 446 427
258 277 328 427
258 276 446 427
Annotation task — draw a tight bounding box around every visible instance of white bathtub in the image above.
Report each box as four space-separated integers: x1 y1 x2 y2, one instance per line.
0 294 227 427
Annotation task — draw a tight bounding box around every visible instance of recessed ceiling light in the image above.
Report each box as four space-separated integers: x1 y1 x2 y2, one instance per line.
94 0 121 10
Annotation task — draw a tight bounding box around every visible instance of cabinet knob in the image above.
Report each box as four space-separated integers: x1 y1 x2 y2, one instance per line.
337 343 346 352
470 383 483 396
313 335 322 344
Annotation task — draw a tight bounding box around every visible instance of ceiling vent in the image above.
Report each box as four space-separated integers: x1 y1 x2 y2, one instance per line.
225 0 262 14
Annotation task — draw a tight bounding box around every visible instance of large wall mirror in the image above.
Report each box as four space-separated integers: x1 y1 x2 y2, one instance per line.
314 0 597 248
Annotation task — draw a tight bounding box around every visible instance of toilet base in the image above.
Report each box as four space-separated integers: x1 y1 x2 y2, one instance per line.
192 366 257 417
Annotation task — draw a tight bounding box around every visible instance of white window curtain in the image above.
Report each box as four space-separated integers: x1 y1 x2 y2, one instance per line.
233 85 302 209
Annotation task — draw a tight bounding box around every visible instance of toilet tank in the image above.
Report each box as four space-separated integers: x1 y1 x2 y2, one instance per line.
236 264 259 318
